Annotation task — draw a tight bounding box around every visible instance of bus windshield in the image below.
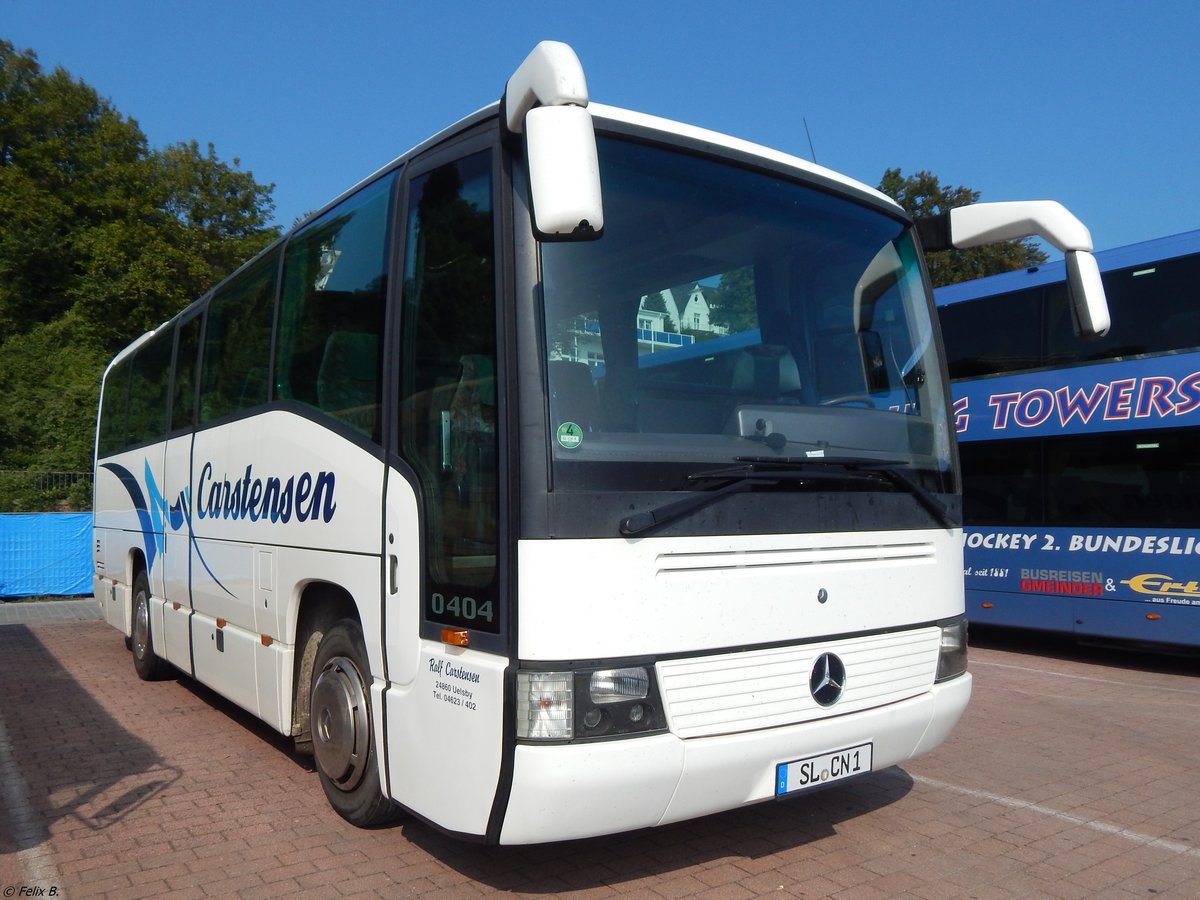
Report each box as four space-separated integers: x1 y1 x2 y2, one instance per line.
540 136 952 492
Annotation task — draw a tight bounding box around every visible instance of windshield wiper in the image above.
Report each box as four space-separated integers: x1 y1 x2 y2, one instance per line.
618 473 775 537
618 457 953 538
733 455 954 529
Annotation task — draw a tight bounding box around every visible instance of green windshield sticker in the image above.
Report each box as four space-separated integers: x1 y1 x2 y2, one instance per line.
557 422 583 450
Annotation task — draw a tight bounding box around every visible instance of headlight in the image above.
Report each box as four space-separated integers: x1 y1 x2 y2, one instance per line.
589 667 649 703
516 664 666 741
516 671 574 739
936 615 968 682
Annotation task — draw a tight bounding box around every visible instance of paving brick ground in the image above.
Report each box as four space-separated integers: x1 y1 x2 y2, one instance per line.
2 606 1200 898
0 598 101 626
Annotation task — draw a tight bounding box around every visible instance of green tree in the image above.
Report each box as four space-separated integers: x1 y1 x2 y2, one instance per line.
0 313 108 470
0 42 148 336
0 40 279 496
879 168 1047 287
708 266 757 334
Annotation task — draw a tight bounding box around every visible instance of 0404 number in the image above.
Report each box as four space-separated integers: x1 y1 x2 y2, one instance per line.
430 593 494 623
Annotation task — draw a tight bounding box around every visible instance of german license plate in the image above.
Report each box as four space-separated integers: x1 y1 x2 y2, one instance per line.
775 743 872 796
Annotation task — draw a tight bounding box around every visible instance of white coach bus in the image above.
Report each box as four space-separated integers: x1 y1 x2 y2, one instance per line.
93 42 1109 843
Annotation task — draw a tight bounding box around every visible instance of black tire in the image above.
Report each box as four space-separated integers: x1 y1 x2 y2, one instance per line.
131 571 169 681
310 618 400 826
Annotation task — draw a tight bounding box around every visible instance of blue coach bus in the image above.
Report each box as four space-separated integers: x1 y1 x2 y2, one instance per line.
936 229 1200 650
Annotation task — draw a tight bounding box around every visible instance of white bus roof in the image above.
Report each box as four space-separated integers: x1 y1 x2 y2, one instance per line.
588 103 902 214
298 100 904 237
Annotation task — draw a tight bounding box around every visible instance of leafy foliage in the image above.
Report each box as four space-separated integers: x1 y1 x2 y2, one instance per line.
0 41 280 503
878 168 1047 287
706 266 757 335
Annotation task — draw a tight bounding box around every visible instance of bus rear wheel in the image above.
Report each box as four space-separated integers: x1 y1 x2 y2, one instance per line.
131 572 169 681
310 618 400 826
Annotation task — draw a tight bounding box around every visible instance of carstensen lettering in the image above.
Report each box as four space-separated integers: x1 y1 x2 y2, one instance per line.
197 461 336 524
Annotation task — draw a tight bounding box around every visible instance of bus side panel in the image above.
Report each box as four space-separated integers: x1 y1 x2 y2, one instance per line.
91 519 126 634
162 433 194 670
382 472 422 688
272 545 385 734
93 444 167 641
380 468 507 836
382 645 507 837
187 412 385 733
191 607 261 716
190 539 260 717
965 588 1077 635
963 525 1200 648
1074 596 1199 647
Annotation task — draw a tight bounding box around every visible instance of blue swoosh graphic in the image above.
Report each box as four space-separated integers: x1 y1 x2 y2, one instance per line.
102 460 237 599
100 462 157 572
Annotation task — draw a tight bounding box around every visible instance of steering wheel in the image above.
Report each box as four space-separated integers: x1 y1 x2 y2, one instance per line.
819 395 875 408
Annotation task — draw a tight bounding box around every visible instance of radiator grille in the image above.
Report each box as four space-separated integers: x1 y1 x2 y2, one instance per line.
657 628 941 739
655 541 936 577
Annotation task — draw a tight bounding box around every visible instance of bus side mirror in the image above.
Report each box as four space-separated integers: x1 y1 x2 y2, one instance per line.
503 41 604 242
917 201 1111 338
1065 250 1110 338
524 104 604 241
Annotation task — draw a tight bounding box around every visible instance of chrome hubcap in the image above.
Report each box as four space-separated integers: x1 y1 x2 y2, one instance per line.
311 656 370 792
133 592 150 659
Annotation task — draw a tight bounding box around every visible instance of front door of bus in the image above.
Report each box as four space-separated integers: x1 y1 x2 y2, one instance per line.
382 140 508 837
161 308 203 672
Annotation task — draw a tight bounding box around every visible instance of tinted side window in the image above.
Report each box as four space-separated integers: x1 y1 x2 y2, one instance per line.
1044 430 1200 528
944 252 1200 378
960 440 1043 525
276 174 395 439
171 315 202 431
198 251 279 423
961 430 1200 529
98 357 132 457
398 151 498 629
127 328 173 446
1047 252 1200 366
938 287 1042 379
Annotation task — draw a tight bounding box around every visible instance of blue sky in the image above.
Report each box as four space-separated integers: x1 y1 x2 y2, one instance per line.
6 1 1198 255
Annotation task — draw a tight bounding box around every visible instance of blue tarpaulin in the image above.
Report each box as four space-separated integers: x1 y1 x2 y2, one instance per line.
0 513 92 598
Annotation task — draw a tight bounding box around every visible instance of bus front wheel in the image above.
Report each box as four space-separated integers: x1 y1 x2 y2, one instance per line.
310 619 400 827
131 572 169 681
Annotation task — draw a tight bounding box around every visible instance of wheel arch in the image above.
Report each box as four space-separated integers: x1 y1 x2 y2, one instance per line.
290 581 361 750
123 547 149 638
